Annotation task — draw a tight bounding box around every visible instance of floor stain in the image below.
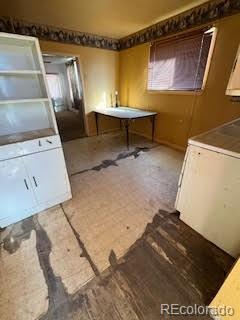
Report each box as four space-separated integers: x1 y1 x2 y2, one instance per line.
1 215 72 320
108 249 118 268
1 218 34 254
71 147 150 176
33 215 73 320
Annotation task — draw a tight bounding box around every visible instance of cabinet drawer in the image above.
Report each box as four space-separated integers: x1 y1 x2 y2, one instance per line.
19 134 61 155
0 143 22 161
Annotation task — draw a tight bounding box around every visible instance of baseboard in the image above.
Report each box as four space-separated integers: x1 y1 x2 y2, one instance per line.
88 127 120 137
100 127 121 134
88 127 187 152
130 129 186 152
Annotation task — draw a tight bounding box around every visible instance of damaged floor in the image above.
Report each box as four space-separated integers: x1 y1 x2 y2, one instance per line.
0 132 234 320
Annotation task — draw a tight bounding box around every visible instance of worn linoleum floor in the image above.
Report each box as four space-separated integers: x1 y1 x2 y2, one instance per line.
0 132 234 320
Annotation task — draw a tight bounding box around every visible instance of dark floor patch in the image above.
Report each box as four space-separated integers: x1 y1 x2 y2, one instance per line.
48 210 234 320
92 159 118 171
1 215 72 320
71 147 150 176
109 249 118 268
1 210 234 320
1 218 35 254
32 215 74 320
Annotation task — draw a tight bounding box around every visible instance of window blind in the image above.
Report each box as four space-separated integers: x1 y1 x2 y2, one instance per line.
148 29 213 91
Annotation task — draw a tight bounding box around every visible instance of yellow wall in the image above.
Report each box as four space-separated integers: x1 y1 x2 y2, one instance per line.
40 40 120 136
210 259 240 320
119 14 240 149
38 14 240 145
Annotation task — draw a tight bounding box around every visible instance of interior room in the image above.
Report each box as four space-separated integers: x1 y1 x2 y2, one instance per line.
0 0 239 319
43 54 86 141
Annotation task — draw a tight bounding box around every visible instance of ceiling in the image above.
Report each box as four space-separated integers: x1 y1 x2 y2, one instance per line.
1 0 209 39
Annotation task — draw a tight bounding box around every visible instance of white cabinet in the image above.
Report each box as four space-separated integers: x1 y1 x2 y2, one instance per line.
23 148 70 205
0 33 71 228
0 146 71 228
0 157 37 226
175 119 240 258
226 44 240 96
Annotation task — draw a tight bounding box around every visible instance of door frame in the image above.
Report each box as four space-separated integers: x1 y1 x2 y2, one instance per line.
42 50 89 137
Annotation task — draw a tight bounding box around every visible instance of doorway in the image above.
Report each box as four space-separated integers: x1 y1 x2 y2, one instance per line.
43 54 86 142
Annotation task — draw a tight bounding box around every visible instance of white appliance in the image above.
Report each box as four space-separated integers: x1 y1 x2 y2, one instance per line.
175 118 240 258
0 32 72 228
226 43 240 96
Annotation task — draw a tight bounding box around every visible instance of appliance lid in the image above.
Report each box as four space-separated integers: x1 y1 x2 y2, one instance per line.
189 118 240 158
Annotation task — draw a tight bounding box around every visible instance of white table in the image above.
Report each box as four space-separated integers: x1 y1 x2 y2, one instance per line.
94 106 157 149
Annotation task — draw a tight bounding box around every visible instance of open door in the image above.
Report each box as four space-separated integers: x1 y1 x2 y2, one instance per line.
43 54 86 142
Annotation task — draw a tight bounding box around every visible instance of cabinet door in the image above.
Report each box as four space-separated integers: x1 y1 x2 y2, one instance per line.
0 158 37 224
23 148 70 204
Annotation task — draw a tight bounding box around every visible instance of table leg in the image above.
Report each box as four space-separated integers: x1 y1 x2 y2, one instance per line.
124 120 130 150
151 115 156 142
95 112 99 135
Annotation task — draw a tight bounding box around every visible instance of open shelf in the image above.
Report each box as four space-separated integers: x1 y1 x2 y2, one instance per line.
0 70 42 75
0 73 47 100
0 128 56 146
0 36 41 71
0 33 58 146
0 101 55 141
0 98 49 105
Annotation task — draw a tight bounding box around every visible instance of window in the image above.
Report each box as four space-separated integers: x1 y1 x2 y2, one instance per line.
148 28 215 91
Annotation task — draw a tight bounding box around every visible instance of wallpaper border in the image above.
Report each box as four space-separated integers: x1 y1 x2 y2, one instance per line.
119 0 240 49
0 16 120 51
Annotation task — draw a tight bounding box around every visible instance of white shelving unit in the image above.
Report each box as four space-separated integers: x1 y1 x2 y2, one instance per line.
0 70 42 74
0 32 72 227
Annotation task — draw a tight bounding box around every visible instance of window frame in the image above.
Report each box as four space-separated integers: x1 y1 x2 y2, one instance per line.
146 26 217 94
